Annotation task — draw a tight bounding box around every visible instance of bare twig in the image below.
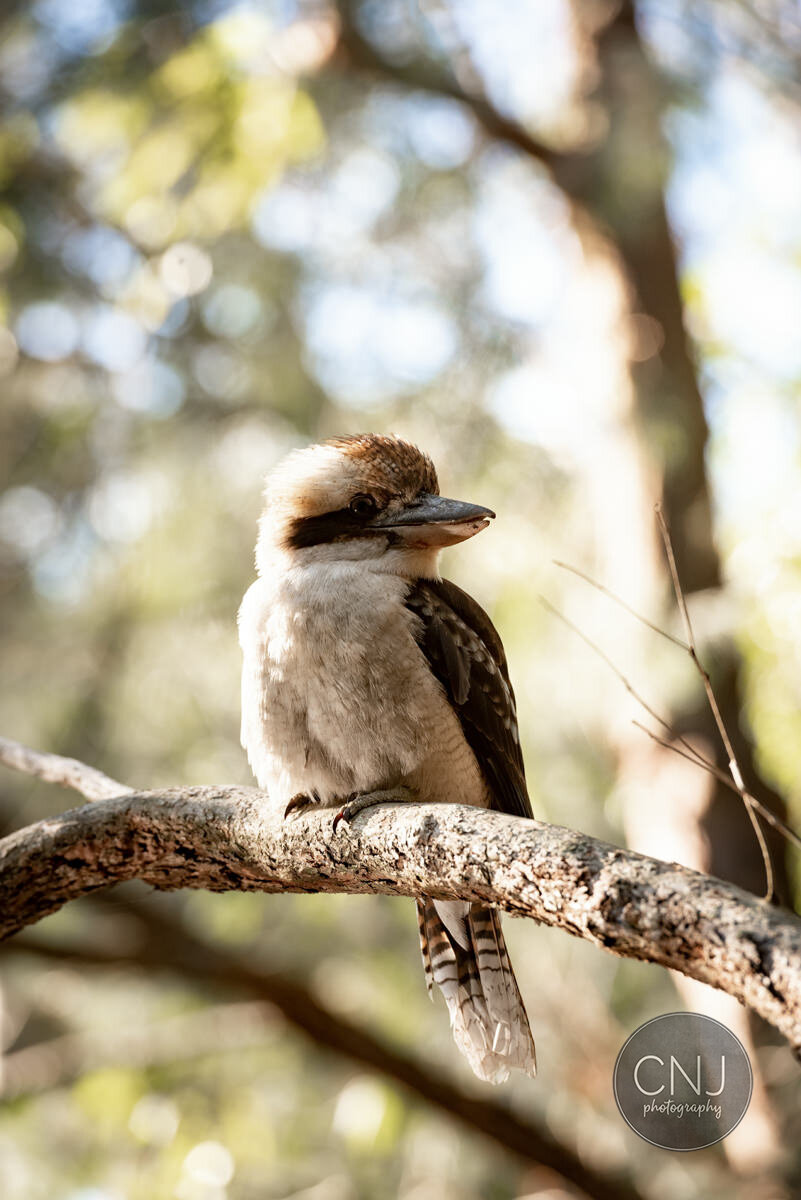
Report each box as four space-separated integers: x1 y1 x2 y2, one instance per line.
554 534 793 899
654 504 775 901
546 579 801 851
552 560 688 651
538 595 716 773
631 726 801 852
540 590 793 863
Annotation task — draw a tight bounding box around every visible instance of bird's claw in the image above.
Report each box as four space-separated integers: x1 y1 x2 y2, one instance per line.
284 790 319 819
332 792 358 833
332 787 411 833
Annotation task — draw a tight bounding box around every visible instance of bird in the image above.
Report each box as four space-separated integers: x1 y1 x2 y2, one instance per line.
238 433 536 1083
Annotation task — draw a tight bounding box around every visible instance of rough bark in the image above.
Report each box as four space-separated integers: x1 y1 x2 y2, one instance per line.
0 740 649 1200
2 769 801 1055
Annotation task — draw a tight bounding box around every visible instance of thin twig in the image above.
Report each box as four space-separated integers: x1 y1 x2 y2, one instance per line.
538 595 718 773
553 560 689 651
551 560 800 869
631 720 735 794
654 503 774 902
632 721 801 853
543 583 798 877
554 530 781 902
0 735 132 802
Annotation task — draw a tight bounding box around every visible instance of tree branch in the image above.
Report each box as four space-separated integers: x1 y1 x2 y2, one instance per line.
5 903 643 1200
334 3 566 175
0 735 131 801
2 738 801 1055
0 996 275 1100
0 740 647 1200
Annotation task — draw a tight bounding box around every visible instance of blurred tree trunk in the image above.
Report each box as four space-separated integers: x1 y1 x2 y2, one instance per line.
577 0 788 1173
574 0 788 904
570 2 717 592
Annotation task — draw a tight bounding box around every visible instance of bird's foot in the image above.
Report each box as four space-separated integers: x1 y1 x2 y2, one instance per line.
284 790 320 819
332 786 413 833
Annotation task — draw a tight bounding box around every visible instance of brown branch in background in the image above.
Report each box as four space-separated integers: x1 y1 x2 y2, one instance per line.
331 2 718 588
2 737 801 1052
3 900 642 1200
333 1 566 176
0 996 274 1100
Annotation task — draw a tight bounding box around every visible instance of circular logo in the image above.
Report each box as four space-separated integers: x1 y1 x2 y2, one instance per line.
613 1012 752 1151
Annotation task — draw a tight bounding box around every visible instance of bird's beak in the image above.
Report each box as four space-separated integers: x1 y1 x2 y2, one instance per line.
366 492 495 547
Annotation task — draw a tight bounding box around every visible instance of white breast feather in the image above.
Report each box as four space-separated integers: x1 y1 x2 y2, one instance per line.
238 561 487 811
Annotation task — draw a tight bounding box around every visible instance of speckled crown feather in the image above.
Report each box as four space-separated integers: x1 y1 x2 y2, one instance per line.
262 434 439 521
323 434 439 497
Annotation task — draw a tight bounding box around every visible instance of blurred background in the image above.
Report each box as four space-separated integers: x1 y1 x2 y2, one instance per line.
1 0 801 1197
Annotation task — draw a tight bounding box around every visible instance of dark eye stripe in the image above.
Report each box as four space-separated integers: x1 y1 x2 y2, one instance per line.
285 505 386 550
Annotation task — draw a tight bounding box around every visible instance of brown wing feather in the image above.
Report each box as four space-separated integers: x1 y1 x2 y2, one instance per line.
405 578 532 819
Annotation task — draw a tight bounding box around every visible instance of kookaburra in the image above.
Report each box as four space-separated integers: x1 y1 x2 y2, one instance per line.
238 433 536 1082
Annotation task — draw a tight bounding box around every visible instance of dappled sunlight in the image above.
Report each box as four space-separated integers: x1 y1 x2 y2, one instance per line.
1 0 801 1197
54 17 326 243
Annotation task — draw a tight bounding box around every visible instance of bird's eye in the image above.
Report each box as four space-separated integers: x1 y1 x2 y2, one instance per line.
349 493 377 517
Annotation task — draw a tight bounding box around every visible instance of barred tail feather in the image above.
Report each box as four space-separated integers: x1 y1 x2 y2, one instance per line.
416 900 536 1083
470 906 537 1071
416 900 434 998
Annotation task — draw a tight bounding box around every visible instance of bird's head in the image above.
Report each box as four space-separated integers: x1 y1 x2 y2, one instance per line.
256 434 494 577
